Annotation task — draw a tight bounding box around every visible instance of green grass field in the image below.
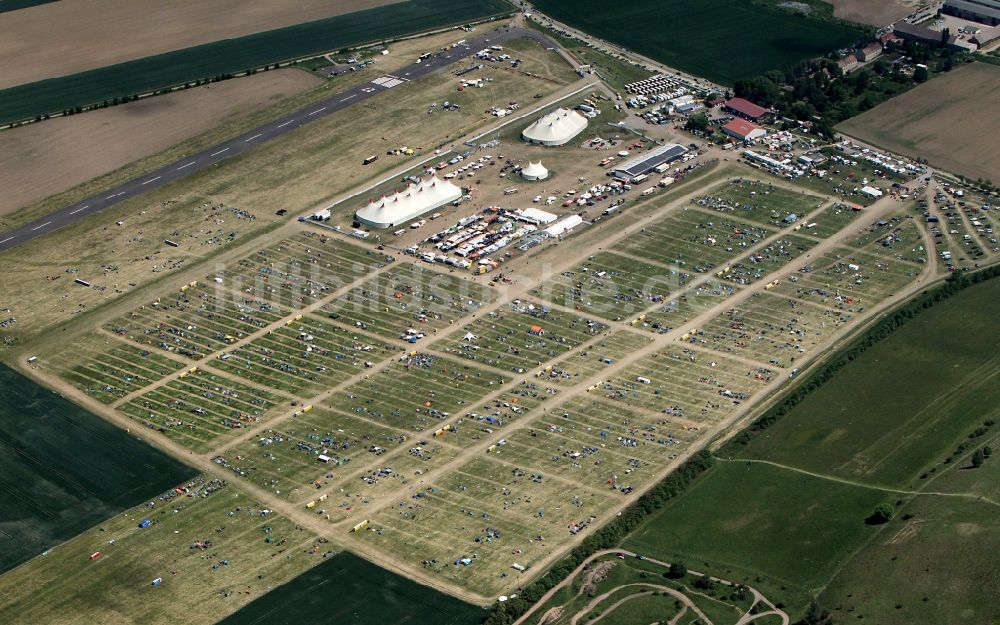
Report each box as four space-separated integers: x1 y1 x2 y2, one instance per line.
618 275 1000 621
0 364 196 573
623 462 886 590
531 0 860 85
739 277 1000 489
0 0 514 124
216 551 484 625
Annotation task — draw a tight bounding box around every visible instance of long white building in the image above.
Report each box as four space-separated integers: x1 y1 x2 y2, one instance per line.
355 176 461 228
521 108 588 146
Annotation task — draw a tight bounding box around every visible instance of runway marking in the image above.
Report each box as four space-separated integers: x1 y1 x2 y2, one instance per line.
245 133 262 142
141 176 161 185
340 94 357 102
307 107 326 116
69 206 87 215
277 120 294 128
177 161 196 170
116 191 126 197
210 148 230 157
371 75 405 89
106 193 118 199
32 221 52 231
0 237 13 244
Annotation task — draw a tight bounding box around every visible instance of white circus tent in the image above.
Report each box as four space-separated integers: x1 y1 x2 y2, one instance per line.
355 175 461 228
521 108 588 146
520 161 549 181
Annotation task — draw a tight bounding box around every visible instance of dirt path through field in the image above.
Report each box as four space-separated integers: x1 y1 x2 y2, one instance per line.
512 548 788 625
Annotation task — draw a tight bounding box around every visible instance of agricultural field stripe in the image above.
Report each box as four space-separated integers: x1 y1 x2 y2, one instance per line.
31 221 52 231
307 106 326 116
177 161 196 170
245 133 263 142
210 148 230 157
140 176 161 185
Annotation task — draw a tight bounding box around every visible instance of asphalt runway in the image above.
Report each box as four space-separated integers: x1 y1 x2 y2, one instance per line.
0 26 555 254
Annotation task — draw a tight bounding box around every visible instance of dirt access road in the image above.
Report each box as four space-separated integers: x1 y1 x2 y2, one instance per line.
0 0 396 89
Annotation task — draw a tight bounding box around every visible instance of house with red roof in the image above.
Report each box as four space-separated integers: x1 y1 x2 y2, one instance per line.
723 118 766 142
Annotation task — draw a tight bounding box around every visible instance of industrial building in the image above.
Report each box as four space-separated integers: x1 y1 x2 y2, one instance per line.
520 161 549 181
355 175 461 228
613 144 688 179
724 97 768 121
723 118 766 142
943 0 1000 26
521 108 588 146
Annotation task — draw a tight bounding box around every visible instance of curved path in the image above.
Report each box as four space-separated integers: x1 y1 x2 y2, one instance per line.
0 25 557 253
513 548 788 625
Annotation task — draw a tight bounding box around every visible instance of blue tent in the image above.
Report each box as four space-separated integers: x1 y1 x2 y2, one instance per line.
138 519 152 529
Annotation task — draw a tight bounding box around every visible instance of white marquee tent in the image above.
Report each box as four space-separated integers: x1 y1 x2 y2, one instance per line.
521 108 588 146
520 161 549 181
355 176 461 228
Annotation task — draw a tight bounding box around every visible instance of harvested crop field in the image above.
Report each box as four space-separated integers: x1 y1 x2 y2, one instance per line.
825 0 915 26
0 0 396 89
837 62 1000 183
0 0 514 124
0 69 321 217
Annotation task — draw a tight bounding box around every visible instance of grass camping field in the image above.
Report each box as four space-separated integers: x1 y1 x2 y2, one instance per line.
837 62 1000 184
531 0 861 84
0 475 330 625
620 275 1000 622
0 364 196 574
0 0 514 124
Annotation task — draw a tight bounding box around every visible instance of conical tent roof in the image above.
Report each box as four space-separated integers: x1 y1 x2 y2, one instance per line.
356 175 461 228
521 161 549 180
521 108 588 146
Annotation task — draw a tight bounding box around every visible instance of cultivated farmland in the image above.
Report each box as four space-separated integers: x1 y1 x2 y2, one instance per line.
0 69 322 216
0 364 196 574
531 0 861 84
0 0 515 124
837 62 1000 184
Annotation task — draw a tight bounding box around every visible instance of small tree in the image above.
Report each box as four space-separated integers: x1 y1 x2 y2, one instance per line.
868 503 895 524
685 113 709 133
666 561 687 579
914 66 929 83
972 448 985 468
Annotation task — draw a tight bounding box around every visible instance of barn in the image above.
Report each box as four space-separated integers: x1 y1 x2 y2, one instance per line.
724 97 768 121
355 175 461 228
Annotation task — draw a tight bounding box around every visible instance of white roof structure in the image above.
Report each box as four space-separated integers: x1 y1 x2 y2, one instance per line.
860 185 883 198
521 108 588 146
520 161 549 181
518 207 557 224
355 176 461 228
545 214 583 237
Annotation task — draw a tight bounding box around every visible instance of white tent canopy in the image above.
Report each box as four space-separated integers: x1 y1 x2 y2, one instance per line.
355 175 461 228
521 161 549 181
521 108 588 146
